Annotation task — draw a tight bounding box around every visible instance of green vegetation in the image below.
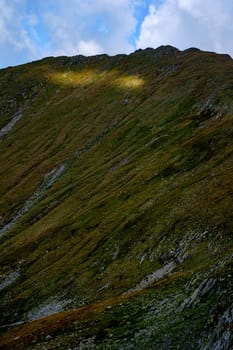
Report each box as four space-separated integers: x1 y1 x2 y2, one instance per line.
0 46 232 349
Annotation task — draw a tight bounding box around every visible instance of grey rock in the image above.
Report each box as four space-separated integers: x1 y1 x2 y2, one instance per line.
200 306 233 350
0 270 20 291
126 261 176 294
180 278 216 310
26 297 71 321
0 109 23 141
0 164 66 237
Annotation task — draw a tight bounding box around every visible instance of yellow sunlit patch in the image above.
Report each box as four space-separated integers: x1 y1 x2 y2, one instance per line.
50 70 144 90
116 76 144 89
50 70 100 87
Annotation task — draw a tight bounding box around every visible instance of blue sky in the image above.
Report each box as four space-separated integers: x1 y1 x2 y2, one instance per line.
1 0 233 68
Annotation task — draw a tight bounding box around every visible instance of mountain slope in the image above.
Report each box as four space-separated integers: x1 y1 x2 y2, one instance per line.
0 46 233 349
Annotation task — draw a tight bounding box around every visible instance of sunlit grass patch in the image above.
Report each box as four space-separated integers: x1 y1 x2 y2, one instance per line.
116 75 144 89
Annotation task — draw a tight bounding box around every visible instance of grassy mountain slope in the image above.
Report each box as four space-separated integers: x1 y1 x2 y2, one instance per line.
0 46 233 349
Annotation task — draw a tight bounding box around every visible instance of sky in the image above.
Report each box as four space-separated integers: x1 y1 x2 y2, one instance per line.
0 0 233 68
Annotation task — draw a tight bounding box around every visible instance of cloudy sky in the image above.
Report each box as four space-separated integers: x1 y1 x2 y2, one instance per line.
1 0 233 68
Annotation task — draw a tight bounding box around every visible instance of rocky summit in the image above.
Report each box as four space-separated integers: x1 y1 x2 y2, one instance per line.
0 45 233 349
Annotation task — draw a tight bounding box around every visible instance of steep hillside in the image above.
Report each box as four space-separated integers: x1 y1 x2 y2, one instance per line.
0 46 233 349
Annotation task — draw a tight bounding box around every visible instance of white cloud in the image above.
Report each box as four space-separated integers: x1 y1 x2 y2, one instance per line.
41 0 138 57
77 40 104 56
39 0 139 57
0 0 139 67
0 0 42 66
137 0 233 56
